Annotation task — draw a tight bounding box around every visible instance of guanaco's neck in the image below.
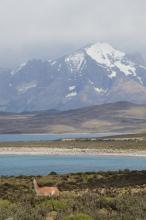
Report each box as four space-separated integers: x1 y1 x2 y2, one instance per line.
33 179 40 192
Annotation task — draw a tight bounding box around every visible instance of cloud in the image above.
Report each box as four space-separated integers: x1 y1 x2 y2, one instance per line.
0 0 146 67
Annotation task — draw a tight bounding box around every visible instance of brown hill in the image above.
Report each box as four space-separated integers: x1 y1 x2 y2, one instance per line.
0 102 146 134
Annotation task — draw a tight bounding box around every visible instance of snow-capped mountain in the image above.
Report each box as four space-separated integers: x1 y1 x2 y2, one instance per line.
0 42 146 112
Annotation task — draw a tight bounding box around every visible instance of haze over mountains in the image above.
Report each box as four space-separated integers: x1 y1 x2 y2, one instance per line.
0 42 146 113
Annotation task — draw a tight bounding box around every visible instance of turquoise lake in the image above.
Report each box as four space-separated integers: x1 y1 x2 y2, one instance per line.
0 155 146 176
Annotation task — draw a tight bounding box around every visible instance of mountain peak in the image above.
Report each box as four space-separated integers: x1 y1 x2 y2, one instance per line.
86 42 124 54
85 42 125 66
85 42 137 77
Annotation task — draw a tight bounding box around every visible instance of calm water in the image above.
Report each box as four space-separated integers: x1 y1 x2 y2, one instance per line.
0 133 124 142
0 155 146 176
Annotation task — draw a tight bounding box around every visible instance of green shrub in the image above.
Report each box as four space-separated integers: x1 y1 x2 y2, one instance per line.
39 199 67 210
0 199 11 208
63 213 93 220
49 171 58 175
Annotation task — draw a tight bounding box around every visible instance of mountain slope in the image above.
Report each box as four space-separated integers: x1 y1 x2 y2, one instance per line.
0 42 146 112
0 102 146 134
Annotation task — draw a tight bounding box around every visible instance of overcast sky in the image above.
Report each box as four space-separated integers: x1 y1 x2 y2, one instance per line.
0 0 146 68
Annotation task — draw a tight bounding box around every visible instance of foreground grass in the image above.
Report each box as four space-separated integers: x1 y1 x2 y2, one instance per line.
1 170 146 219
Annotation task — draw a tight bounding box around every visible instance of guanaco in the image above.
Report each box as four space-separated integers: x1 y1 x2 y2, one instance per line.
33 178 60 198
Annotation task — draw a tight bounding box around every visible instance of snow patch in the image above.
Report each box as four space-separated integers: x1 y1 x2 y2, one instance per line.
108 71 117 79
66 91 77 98
89 80 107 93
11 62 27 75
140 65 146 70
69 86 76 91
50 61 57 65
94 87 107 93
115 61 136 76
89 80 94 85
65 52 85 72
17 81 37 94
137 76 143 85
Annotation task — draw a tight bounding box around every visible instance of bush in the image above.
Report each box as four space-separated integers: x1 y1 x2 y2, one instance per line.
39 199 67 210
0 203 47 220
0 199 11 208
49 171 58 175
63 213 93 220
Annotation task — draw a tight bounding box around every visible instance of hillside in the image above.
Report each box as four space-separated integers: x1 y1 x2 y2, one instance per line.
0 102 146 134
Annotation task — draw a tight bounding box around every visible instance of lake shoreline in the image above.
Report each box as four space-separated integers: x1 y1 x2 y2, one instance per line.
1 133 146 157
0 147 146 157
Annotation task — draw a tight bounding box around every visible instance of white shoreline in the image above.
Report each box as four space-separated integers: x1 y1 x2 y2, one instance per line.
0 147 146 157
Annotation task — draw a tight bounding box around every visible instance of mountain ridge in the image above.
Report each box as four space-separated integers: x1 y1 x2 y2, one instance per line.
0 42 146 112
